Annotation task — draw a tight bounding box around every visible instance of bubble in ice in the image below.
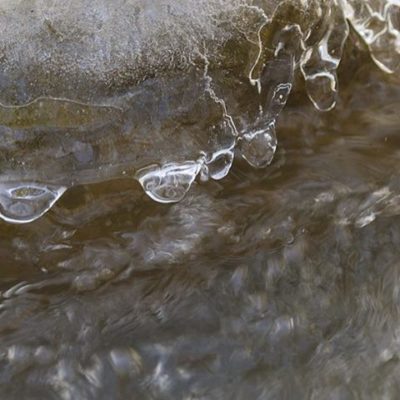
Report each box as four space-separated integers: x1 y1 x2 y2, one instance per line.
136 161 201 203
0 183 66 224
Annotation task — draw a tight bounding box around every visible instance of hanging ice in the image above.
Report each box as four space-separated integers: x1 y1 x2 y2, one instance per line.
343 0 400 73
0 0 399 223
0 183 66 224
136 161 201 203
300 0 350 111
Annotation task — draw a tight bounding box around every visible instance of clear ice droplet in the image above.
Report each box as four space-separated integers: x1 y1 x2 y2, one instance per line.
240 122 277 168
203 149 234 181
300 0 349 111
240 53 293 169
136 161 201 203
305 73 338 112
0 183 66 224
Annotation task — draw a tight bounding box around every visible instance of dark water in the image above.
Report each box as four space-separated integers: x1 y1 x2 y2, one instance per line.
2 1 400 399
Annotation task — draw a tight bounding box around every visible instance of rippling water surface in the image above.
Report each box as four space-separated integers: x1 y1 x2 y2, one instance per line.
1 1 400 399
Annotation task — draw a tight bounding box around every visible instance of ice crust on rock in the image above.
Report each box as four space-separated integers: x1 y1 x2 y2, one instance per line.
0 0 399 222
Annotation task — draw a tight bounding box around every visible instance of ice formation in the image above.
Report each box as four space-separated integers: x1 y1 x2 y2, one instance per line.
0 0 399 223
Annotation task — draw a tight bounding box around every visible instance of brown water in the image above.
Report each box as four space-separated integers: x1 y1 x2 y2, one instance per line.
2 1 400 399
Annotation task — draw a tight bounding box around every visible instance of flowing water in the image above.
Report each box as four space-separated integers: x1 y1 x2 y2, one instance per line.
1 1 400 399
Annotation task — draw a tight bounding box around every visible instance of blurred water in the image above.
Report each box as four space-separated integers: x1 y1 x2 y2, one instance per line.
1 1 400 399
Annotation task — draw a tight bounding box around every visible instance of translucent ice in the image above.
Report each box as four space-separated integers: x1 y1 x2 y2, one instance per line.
300 0 349 111
240 123 278 168
0 0 399 222
201 148 235 181
0 183 66 224
344 0 400 73
240 51 293 168
136 161 201 203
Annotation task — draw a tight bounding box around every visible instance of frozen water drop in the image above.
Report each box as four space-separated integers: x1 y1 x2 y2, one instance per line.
0 183 66 224
136 161 201 203
300 0 348 111
241 55 292 169
203 149 234 180
240 122 277 168
304 73 338 112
